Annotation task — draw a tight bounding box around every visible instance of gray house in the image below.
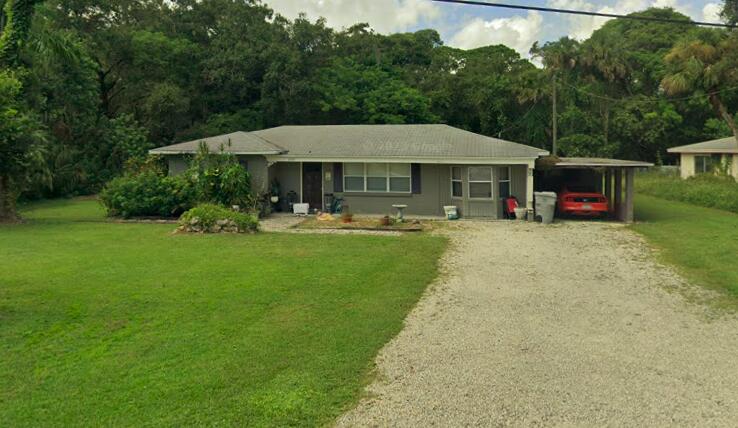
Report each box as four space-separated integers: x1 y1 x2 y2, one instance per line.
150 125 548 218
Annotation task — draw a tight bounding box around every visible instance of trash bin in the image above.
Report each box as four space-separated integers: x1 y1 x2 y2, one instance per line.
534 191 557 224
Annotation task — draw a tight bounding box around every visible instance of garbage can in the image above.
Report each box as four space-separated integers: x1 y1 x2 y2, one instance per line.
534 191 557 224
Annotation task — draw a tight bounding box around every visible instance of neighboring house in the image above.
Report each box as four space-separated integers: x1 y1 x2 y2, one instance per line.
150 124 548 218
667 136 738 179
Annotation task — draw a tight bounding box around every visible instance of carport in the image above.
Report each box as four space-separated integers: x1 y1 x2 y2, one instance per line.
535 157 653 223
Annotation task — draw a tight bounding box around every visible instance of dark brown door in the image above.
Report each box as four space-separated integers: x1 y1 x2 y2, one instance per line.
302 162 323 211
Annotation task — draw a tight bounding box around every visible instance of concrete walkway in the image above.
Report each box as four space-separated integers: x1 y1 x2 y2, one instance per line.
337 221 738 426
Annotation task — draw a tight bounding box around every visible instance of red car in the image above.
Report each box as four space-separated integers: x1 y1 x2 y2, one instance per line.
557 186 609 217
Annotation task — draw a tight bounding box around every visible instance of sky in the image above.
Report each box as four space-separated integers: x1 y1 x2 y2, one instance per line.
263 0 724 56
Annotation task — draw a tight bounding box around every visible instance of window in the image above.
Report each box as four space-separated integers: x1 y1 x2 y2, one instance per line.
468 167 492 199
344 163 365 192
366 163 387 191
389 163 411 192
498 167 511 199
342 163 411 193
451 167 463 198
694 154 722 174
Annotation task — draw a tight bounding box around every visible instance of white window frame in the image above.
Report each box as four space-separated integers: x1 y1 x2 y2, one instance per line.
450 166 463 199
498 166 511 199
342 163 412 194
468 166 494 200
388 163 412 193
343 162 366 192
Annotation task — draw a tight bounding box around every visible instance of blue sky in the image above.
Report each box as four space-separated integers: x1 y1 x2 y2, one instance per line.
264 0 723 56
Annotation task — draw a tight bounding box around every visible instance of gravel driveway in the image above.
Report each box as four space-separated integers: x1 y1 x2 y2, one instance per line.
337 221 738 426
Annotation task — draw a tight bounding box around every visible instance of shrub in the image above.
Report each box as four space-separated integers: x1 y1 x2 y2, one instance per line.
99 171 197 218
189 143 252 207
636 172 738 214
178 203 258 233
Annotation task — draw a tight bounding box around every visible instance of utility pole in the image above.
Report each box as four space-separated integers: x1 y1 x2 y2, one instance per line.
552 73 558 156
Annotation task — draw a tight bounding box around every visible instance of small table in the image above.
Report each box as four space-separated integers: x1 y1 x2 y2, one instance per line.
392 204 408 222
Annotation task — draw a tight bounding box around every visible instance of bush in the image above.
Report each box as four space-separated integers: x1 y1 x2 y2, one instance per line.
178 204 258 233
99 171 197 218
189 144 252 207
636 172 738 214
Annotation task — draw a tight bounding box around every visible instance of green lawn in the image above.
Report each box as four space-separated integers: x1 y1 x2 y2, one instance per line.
0 199 447 426
632 194 738 306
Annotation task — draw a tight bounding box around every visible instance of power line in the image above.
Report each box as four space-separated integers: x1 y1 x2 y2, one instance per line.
430 0 737 29
498 98 541 137
561 81 738 104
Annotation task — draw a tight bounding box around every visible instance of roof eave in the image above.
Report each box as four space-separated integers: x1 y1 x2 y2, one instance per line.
667 148 738 154
149 149 287 155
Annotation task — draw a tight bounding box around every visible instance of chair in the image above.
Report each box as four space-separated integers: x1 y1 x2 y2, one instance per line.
504 196 519 219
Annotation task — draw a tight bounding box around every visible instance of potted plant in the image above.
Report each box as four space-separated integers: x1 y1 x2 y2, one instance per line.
379 215 391 226
341 211 353 223
270 179 280 204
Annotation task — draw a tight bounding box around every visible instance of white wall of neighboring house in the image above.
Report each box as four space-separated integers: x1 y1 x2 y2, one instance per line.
679 153 738 179
679 154 695 179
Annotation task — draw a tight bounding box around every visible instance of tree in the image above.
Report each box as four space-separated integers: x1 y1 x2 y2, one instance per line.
316 59 438 124
662 30 738 141
0 71 47 220
722 0 738 25
0 0 43 65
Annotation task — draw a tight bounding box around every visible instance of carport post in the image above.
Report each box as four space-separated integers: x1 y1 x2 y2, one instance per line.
624 168 635 223
604 169 612 212
614 168 623 221
526 167 534 209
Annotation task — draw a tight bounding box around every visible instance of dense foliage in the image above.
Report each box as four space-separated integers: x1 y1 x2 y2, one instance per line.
179 203 259 232
99 171 196 218
189 145 253 208
1 0 738 218
636 172 738 213
99 147 253 218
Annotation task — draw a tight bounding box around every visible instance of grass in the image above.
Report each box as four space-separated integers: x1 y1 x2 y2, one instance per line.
1 198 447 426
635 172 738 214
631 194 738 308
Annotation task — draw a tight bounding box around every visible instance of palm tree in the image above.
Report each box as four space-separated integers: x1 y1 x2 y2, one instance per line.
661 31 738 141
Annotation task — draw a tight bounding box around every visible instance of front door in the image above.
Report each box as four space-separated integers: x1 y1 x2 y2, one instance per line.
302 162 323 211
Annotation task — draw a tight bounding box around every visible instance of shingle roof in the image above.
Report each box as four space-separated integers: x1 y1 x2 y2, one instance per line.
256 125 546 158
150 125 548 159
667 136 738 154
149 131 286 155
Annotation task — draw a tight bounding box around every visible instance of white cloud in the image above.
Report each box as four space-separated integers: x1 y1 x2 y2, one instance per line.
264 0 441 33
448 11 544 55
702 2 722 22
545 0 700 41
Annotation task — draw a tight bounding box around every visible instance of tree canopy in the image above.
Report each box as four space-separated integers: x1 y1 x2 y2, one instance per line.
1 0 737 218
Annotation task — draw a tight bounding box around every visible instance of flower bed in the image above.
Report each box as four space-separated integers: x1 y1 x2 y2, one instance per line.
177 204 258 233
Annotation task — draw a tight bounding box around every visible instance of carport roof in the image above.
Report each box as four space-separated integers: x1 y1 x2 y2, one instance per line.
552 157 653 168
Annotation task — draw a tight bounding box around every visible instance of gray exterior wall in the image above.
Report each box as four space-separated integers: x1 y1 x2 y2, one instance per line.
326 163 447 216
269 162 301 211
270 161 530 218
166 155 530 218
446 164 528 218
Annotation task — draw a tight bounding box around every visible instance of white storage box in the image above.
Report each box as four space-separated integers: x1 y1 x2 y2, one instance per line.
443 205 459 220
293 203 310 215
